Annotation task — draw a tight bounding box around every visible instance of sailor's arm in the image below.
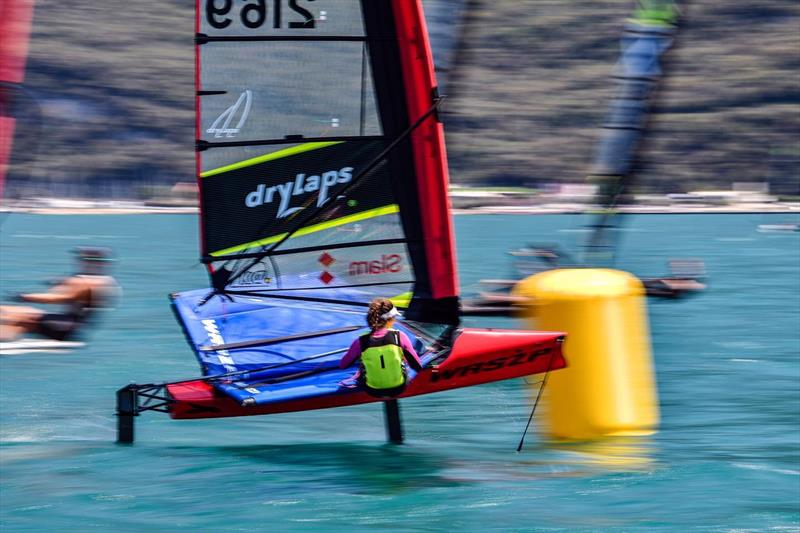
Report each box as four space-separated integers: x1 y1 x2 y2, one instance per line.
19 277 85 304
398 331 423 371
339 339 362 369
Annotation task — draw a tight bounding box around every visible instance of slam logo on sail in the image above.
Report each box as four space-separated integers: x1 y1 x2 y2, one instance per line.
245 167 353 218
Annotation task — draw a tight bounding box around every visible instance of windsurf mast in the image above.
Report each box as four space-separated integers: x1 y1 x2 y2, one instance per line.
584 0 681 264
0 0 35 200
195 0 460 324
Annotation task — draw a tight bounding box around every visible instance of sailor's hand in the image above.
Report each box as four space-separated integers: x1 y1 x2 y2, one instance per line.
7 293 27 303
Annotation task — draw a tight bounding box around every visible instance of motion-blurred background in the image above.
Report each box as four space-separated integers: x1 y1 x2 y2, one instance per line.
3 0 799 207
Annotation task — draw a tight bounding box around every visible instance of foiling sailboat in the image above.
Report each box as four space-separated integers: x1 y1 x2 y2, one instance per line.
116 0 566 443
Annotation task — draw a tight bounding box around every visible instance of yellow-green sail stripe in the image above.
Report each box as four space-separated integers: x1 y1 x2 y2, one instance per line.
389 291 413 309
200 141 343 178
210 204 400 257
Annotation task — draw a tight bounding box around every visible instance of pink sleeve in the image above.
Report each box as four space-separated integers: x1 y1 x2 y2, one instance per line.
398 331 422 368
339 338 362 369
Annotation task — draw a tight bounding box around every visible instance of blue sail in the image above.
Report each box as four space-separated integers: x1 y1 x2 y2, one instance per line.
171 288 431 406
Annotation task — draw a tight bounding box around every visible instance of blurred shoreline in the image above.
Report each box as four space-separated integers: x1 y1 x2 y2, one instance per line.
1 200 798 216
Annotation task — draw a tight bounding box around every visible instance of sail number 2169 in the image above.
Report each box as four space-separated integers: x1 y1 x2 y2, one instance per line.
205 0 316 30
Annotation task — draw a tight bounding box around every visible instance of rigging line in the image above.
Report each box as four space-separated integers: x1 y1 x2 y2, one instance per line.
233 367 331 389
154 347 349 389
208 291 442 346
197 135 383 151
396 319 446 346
204 237 409 263
225 96 446 288
214 290 430 339
199 325 363 352
216 287 442 347
223 289 374 307
421 346 452 368
516 351 556 453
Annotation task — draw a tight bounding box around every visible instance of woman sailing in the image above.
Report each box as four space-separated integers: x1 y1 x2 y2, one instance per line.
339 298 423 397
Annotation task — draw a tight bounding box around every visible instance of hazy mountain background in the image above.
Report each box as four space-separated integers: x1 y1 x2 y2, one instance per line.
6 0 800 199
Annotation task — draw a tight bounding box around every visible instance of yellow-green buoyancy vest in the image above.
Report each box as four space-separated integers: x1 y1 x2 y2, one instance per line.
360 331 406 390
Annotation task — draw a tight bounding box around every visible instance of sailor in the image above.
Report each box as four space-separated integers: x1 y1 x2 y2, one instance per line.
339 297 422 398
0 247 118 342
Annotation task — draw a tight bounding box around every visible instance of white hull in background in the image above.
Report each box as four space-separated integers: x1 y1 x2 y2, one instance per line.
0 338 85 355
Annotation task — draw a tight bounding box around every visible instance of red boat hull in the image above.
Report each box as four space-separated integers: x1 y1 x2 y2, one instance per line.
167 328 566 419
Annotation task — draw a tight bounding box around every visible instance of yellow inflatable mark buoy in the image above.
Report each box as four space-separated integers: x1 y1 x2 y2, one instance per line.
514 268 659 441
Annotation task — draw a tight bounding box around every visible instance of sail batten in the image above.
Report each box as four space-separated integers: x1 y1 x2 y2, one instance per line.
198 138 384 160
197 35 375 43
206 238 410 263
200 142 345 178
209 203 401 257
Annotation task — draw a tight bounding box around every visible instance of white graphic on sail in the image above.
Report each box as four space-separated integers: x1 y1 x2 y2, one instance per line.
207 90 252 138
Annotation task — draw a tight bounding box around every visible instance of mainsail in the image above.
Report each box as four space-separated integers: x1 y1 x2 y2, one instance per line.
196 0 459 324
585 0 680 262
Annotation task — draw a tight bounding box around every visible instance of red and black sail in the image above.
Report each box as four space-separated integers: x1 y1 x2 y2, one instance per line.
195 0 459 324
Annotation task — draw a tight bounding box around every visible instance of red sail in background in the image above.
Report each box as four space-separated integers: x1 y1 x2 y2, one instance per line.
0 0 35 199
392 0 459 301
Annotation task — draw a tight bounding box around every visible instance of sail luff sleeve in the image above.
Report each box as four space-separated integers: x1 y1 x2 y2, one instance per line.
194 0 208 263
392 0 459 302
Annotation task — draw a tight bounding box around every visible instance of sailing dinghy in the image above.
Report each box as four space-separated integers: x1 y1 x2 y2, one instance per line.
117 0 566 443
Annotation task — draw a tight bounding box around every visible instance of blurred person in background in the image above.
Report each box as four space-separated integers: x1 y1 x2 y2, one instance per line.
0 247 118 342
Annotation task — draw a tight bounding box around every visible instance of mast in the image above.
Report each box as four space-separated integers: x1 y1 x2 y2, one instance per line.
385 0 459 320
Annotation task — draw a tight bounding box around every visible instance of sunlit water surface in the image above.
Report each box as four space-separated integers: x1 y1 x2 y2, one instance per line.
1 213 798 531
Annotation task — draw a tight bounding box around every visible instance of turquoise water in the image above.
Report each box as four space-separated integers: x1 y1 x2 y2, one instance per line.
1 213 798 532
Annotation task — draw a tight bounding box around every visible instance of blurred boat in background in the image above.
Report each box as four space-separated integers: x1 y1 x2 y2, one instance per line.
757 222 799 233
